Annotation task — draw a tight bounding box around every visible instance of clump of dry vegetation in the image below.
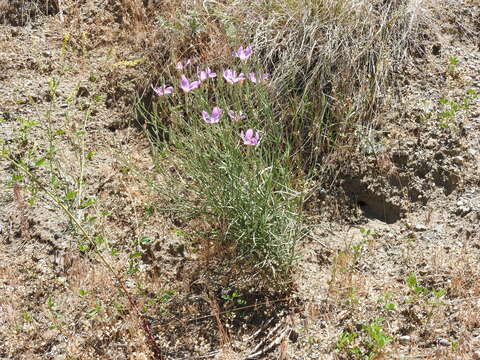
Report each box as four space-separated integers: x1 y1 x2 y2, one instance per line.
0 0 58 26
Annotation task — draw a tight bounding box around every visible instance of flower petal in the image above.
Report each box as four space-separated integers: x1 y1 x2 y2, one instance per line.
190 80 201 90
202 111 210 122
212 107 222 118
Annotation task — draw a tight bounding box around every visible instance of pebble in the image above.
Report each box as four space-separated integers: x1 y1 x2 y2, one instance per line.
399 335 411 344
456 205 472 216
452 156 464 166
415 224 427 231
473 350 480 360
426 139 437 149
438 338 450 346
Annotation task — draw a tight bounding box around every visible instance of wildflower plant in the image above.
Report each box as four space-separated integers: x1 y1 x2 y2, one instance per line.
151 84 173 96
140 46 306 279
202 107 222 124
240 129 260 146
223 69 245 84
179 74 200 92
234 46 252 61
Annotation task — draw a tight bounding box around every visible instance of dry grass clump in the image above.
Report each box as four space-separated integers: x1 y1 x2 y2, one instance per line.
0 0 58 26
204 0 428 134
135 0 433 172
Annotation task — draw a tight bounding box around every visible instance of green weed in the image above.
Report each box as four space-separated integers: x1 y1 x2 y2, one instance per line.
336 318 391 359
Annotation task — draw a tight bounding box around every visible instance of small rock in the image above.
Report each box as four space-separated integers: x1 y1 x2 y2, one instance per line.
426 139 437 149
452 156 464 166
473 350 480 360
399 335 411 344
415 224 427 231
456 205 472 216
468 148 477 156
438 338 450 347
466 211 479 222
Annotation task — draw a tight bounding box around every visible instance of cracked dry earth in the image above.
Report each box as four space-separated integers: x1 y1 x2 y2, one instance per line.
0 2 480 360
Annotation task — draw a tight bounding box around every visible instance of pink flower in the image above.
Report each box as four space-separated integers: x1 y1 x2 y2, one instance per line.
175 59 192 70
240 129 260 146
227 110 246 121
179 75 200 92
151 84 173 96
234 46 252 61
223 69 245 84
247 72 270 83
202 107 222 123
198 67 217 81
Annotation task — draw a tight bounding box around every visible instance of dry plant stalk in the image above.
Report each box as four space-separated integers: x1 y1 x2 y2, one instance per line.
13 183 31 244
207 292 231 347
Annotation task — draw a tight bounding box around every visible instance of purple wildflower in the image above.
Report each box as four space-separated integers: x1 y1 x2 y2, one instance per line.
240 129 260 146
223 69 245 84
151 84 173 96
175 59 192 70
247 72 270 83
227 110 246 121
234 46 252 61
179 75 201 92
198 67 217 81
202 107 222 124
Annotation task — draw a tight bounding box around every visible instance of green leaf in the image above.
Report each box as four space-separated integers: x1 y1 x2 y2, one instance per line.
34 158 46 167
448 56 459 65
383 303 396 310
79 198 95 209
94 236 105 245
47 297 55 308
406 273 417 289
78 243 89 252
65 191 77 201
140 236 152 244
